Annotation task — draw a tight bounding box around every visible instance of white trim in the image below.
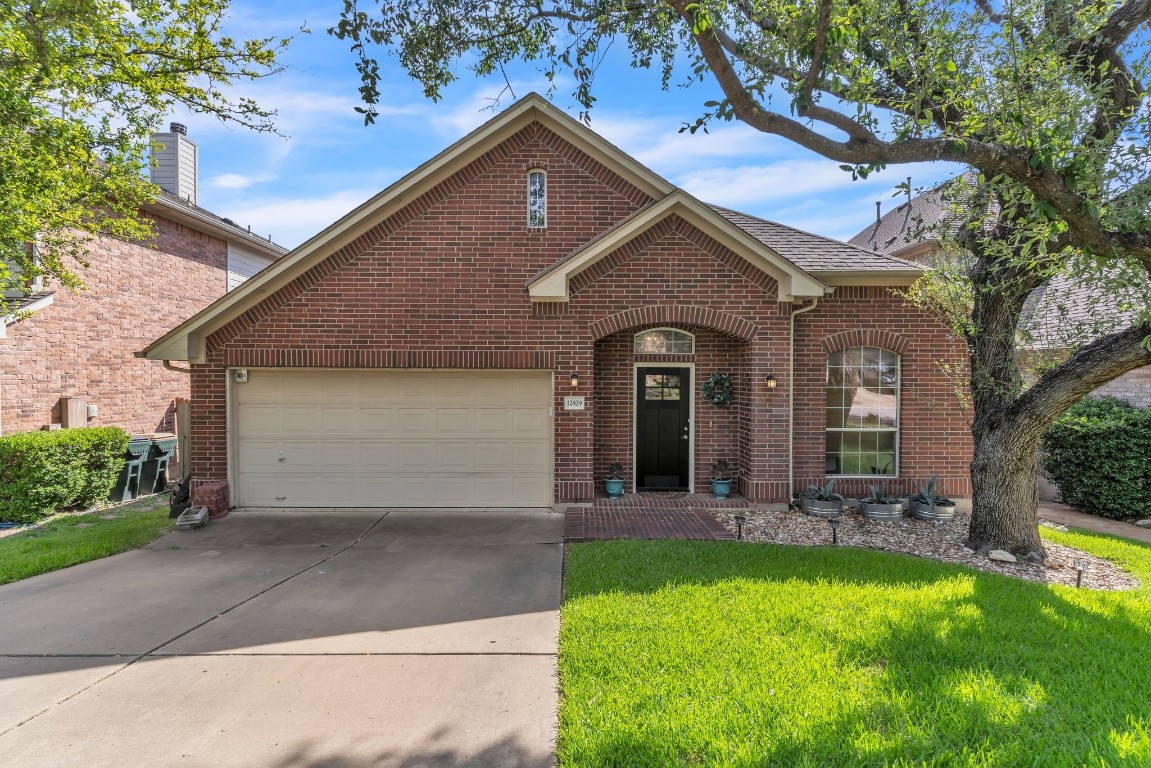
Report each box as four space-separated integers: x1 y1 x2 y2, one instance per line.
227 367 556 508
824 346 901 479
528 190 827 303
142 93 675 361
527 169 547 228
0 292 55 338
632 362 695 494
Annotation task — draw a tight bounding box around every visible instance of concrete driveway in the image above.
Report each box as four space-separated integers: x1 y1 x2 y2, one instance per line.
0 509 563 767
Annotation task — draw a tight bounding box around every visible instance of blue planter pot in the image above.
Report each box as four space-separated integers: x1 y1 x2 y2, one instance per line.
711 478 733 500
604 478 625 499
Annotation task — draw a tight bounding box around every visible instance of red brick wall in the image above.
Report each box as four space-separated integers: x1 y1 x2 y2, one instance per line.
190 122 972 504
3 214 228 435
793 288 973 499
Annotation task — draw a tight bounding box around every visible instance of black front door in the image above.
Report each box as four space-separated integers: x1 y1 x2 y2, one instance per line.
636 367 691 490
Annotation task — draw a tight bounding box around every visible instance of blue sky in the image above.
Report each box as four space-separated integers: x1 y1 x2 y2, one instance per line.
174 0 964 249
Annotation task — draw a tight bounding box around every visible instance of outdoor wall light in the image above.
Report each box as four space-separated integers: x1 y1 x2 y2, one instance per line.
765 374 778 390
570 372 580 388
733 514 746 541
829 515 841 546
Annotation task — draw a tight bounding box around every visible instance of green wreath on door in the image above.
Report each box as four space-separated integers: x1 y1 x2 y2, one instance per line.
701 371 733 406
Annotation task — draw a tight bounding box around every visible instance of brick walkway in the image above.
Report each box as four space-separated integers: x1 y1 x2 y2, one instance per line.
565 498 741 543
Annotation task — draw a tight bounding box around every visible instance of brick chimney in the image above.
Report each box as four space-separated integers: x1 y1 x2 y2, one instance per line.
151 122 198 205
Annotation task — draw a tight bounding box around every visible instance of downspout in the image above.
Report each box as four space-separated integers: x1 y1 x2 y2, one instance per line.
788 298 820 500
164 360 192 374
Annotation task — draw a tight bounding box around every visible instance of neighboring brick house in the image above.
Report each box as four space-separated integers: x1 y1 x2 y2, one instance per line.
143 95 972 513
850 178 1151 407
2 124 287 436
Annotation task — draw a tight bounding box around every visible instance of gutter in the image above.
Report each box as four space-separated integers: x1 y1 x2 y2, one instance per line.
788 298 820 500
147 197 288 260
164 360 193 374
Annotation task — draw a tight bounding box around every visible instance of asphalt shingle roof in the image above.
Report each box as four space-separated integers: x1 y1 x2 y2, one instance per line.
711 205 923 273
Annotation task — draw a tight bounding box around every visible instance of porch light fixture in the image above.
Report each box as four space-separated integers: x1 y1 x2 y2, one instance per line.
829 515 841 546
733 514 746 540
765 374 777 390
570 372 580 388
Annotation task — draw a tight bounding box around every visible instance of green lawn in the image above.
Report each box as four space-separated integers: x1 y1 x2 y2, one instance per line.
559 529 1151 767
0 497 173 585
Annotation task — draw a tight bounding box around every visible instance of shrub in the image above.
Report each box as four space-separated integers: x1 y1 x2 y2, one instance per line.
0 427 129 524
1041 397 1151 519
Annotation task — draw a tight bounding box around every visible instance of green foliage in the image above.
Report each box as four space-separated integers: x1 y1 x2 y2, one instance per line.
0 1 292 300
800 479 844 502
710 458 732 480
910 475 955 507
862 481 900 504
0 427 129 523
1041 397 1151 519
605 461 625 480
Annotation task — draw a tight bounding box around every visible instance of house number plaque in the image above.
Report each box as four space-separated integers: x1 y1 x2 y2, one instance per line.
563 397 586 410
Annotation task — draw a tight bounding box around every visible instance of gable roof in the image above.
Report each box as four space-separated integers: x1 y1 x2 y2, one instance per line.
527 191 829 302
143 94 919 362
149 191 288 259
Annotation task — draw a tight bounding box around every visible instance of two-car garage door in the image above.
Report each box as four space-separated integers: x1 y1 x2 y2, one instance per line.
234 370 553 507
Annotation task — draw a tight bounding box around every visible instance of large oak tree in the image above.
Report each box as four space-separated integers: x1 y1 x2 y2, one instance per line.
331 0 1151 561
1 0 291 296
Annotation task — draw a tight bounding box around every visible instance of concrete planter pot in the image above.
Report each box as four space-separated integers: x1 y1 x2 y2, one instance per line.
711 478 733 500
859 501 904 521
801 498 843 518
604 478 625 499
909 500 956 521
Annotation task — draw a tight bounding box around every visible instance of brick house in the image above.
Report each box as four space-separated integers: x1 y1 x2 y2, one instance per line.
2 123 286 436
143 95 972 512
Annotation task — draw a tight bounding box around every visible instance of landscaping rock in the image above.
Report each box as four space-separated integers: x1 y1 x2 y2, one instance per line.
711 506 1138 591
988 550 1017 563
1135 519 1151 529
1039 519 1069 533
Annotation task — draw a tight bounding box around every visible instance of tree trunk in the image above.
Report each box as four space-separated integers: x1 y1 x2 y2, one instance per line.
967 418 1046 561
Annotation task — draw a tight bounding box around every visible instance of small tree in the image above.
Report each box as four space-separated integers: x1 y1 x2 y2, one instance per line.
1 0 294 298
331 0 1151 561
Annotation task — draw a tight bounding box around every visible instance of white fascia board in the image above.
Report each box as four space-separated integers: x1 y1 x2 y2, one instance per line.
815 271 923 287
528 191 826 302
144 94 673 361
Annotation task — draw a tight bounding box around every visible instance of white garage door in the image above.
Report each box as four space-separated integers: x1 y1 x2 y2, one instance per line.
234 370 553 507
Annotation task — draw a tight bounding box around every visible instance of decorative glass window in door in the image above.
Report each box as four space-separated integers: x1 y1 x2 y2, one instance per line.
528 170 546 228
825 346 899 476
634 328 695 354
644 374 682 400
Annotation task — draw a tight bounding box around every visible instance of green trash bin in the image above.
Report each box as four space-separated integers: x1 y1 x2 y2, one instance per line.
110 436 152 503
140 436 178 495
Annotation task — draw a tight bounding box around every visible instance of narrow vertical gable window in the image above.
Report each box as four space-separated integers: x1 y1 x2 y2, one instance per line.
528 170 547 228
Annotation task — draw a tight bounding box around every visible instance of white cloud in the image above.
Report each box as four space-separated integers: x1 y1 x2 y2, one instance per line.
208 172 277 190
222 188 384 248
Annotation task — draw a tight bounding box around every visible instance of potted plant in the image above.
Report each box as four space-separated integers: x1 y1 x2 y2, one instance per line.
710 459 734 500
604 462 626 499
858 481 904 522
799 480 845 518
909 476 956 520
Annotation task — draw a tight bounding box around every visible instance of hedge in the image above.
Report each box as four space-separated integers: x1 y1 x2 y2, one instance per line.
0 427 129 524
1041 396 1151 519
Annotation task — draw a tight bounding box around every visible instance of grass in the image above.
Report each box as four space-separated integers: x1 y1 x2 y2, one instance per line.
558 529 1151 767
0 496 173 585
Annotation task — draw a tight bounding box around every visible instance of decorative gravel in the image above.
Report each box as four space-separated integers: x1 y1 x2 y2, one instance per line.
712 506 1139 591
